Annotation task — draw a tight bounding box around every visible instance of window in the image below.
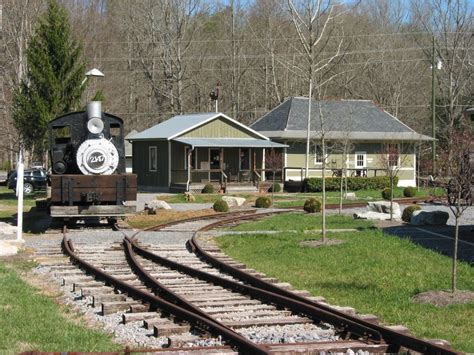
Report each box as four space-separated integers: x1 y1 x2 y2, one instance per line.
240 148 250 170
314 145 326 164
184 147 196 169
388 144 399 167
355 152 366 168
149 146 157 172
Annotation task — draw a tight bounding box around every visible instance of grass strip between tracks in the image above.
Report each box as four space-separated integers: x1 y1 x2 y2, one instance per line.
216 215 474 352
0 256 119 352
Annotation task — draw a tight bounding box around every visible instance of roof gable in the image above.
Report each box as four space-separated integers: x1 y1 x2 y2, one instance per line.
181 117 262 139
130 112 268 141
251 97 416 135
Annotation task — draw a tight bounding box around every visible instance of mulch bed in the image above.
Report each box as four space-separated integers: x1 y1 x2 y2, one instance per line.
299 238 345 248
412 290 474 307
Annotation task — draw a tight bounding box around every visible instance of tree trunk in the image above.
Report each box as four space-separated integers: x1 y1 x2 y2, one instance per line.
451 196 461 293
322 137 326 242
390 173 394 221
304 77 312 179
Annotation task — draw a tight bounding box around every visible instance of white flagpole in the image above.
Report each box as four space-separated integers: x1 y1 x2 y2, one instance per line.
16 149 24 242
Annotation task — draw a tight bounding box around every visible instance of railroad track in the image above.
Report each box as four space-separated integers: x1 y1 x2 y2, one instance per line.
35 208 458 354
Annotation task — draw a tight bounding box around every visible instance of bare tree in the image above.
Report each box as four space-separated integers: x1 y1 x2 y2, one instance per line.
265 149 283 203
0 0 43 166
440 115 472 292
411 0 473 165
378 142 411 220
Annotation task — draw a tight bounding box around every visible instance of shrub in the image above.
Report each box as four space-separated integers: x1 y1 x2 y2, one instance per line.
303 176 397 192
403 186 417 197
255 196 272 208
213 200 229 212
402 205 421 223
269 183 281 193
303 198 321 213
381 188 391 200
202 183 214 194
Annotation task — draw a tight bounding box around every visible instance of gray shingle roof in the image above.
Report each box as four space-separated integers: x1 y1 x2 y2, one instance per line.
130 113 217 140
251 97 433 141
129 112 269 141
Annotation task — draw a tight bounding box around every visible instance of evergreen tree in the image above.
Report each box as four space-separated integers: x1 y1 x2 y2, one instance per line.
13 0 86 157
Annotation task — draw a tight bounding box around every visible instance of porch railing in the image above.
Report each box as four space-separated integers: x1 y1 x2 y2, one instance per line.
284 167 388 180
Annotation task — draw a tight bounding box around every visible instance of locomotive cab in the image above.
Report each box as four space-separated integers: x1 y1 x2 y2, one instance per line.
47 102 137 225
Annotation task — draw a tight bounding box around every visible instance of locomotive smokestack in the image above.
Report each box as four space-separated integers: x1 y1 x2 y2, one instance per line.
87 101 102 120
86 101 104 135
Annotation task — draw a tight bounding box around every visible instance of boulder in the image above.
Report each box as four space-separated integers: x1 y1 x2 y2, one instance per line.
146 200 172 211
344 192 357 200
367 201 401 219
410 210 449 225
0 222 17 235
353 211 401 221
184 192 196 202
222 196 246 207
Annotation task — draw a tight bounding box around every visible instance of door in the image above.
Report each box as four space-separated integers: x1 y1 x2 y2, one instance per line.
210 149 221 181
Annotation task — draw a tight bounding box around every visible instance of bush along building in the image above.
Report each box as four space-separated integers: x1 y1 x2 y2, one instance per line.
250 97 434 188
128 112 286 192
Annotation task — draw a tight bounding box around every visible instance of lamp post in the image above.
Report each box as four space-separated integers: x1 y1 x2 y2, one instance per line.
431 37 442 175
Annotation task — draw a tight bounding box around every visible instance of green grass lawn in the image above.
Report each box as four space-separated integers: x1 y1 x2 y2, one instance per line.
0 257 120 352
155 187 445 208
217 223 474 352
0 186 42 220
228 212 374 231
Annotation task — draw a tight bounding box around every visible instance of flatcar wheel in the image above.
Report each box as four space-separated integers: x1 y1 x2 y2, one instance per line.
107 217 120 231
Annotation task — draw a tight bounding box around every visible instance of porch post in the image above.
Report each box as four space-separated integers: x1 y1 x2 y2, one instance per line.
186 148 193 191
262 148 266 181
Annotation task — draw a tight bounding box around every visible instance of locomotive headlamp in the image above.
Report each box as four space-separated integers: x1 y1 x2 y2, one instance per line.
87 117 104 134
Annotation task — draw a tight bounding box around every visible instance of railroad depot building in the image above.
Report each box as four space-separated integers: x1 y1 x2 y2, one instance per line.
128 113 286 192
250 97 434 187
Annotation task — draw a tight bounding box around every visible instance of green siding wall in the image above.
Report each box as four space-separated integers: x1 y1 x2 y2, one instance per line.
133 140 169 189
284 141 415 182
182 117 261 139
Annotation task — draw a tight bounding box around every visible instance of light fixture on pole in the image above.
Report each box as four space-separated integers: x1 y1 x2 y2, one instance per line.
81 68 105 86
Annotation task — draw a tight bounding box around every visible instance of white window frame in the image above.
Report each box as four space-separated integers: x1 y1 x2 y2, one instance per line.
184 147 196 170
355 151 367 168
314 145 327 165
149 146 157 172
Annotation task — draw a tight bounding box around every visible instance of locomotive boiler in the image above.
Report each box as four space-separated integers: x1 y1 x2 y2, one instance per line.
48 101 137 228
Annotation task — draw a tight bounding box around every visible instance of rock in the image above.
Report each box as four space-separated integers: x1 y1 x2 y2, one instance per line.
222 196 246 207
145 200 171 213
183 192 196 202
0 222 17 234
353 211 401 221
367 201 401 216
0 240 24 256
344 192 356 200
410 210 449 225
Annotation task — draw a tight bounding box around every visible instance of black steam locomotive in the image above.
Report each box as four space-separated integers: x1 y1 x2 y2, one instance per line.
48 101 137 227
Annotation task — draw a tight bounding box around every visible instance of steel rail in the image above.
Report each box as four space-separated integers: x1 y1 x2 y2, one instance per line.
130 238 384 344
188 234 460 355
61 235 268 355
122 236 269 355
145 209 257 231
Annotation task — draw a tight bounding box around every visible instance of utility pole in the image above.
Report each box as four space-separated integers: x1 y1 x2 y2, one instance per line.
431 36 436 175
